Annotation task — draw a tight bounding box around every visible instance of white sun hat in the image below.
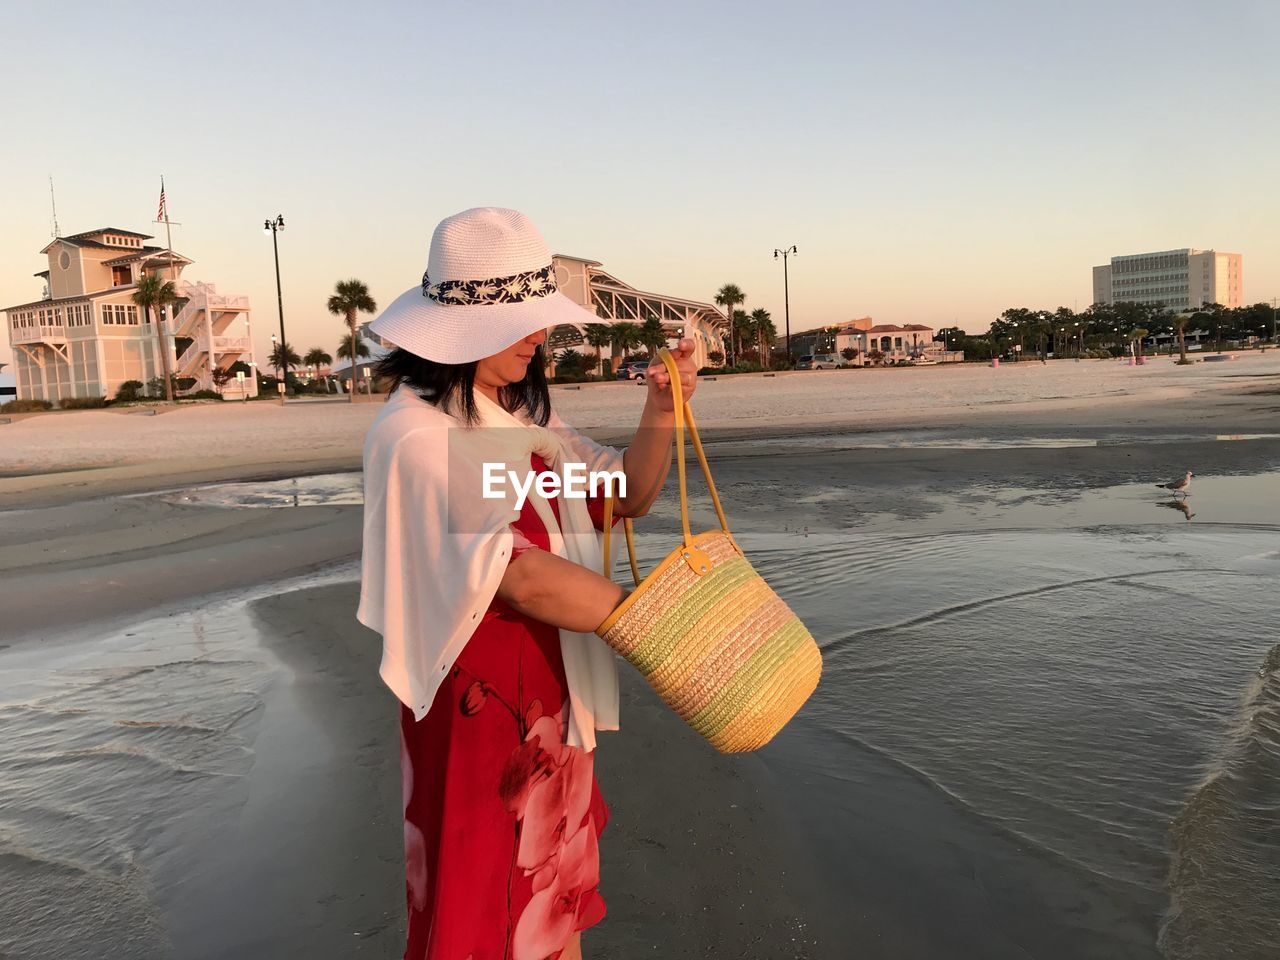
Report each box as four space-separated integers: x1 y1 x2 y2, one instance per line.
368 207 604 364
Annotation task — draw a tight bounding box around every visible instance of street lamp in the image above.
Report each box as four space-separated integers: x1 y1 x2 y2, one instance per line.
262 214 287 395
773 245 797 363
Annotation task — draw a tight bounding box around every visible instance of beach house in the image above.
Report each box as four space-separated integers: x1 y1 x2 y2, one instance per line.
832 319 953 364
3 227 257 402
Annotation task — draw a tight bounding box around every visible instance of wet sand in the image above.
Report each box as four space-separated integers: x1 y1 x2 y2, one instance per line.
3 352 1277 508
3 380 1279 958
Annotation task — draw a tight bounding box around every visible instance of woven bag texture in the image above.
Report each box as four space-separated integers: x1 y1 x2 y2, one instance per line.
599 529 821 753
596 347 821 752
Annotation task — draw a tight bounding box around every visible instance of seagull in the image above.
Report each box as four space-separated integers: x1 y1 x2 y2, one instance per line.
1156 471 1193 499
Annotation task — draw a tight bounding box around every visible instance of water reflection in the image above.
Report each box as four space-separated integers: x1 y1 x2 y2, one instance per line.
1156 498 1197 521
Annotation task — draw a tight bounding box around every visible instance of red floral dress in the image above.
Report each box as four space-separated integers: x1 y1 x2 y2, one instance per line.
399 453 615 960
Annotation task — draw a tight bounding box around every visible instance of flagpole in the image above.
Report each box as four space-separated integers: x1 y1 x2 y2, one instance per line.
161 176 176 284
155 177 183 398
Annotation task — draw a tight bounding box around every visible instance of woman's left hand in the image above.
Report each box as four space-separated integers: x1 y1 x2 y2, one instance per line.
645 338 698 413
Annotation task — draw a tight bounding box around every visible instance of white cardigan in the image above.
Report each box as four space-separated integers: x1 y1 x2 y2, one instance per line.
356 386 625 747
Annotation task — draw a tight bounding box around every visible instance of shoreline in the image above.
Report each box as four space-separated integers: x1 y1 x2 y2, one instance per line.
3 385 1278 958
3 352 1276 510
148 580 832 958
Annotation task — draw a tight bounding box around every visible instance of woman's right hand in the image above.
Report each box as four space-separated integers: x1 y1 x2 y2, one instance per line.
496 548 626 634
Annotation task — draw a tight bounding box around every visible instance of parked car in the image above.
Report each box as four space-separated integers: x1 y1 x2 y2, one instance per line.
796 353 842 370
615 358 650 381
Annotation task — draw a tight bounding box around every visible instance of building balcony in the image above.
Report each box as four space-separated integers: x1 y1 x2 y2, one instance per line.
11 323 67 345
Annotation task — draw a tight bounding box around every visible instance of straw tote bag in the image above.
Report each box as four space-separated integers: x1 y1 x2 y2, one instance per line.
596 348 822 753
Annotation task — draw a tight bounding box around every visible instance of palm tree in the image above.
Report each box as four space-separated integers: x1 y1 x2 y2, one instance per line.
638 314 667 358
337 335 371 361
327 279 378 403
1032 315 1052 361
584 324 613 376
132 273 179 401
1170 315 1190 363
715 284 745 361
304 347 332 380
731 310 755 363
1130 327 1149 360
750 308 776 367
268 341 302 377
609 322 642 371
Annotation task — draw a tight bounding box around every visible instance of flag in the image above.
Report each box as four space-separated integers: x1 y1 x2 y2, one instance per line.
157 178 167 222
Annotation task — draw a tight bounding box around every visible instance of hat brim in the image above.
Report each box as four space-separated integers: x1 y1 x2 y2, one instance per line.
367 285 609 365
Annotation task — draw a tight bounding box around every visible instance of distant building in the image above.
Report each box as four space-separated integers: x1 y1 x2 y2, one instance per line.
1092 249 1242 311
3 227 256 402
837 321 951 364
546 255 726 370
792 318 961 365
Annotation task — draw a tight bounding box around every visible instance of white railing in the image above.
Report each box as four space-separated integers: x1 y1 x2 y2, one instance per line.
183 334 252 355
175 333 253 381
212 335 251 353
171 283 250 338
171 295 205 338
11 323 67 344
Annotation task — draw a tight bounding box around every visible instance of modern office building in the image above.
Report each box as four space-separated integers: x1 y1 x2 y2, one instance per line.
1092 249 1243 310
3 227 257 401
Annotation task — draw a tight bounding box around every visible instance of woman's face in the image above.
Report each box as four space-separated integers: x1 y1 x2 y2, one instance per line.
474 328 546 394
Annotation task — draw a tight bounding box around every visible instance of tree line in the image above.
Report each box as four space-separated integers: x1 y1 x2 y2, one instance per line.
937 301 1277 363
713 284 780 367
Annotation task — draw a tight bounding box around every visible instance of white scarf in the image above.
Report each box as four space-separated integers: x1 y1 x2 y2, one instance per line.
470 391 620 750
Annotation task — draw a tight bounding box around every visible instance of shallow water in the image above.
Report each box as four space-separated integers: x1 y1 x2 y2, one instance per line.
0 565 357 960
738 533 1273 955
620 461 1280 957
703 430 1280 452
6 442 1278 957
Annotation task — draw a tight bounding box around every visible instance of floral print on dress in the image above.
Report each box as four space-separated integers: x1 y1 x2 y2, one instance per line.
398 451 609 960
463 692 603 960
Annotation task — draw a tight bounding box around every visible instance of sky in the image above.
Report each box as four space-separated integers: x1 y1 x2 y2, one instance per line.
2 0 1278 370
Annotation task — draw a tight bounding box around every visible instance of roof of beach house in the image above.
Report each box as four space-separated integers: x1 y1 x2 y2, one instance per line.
865 323 935 334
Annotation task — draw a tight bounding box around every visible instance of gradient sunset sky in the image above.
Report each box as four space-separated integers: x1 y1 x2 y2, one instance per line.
3 0 1277 370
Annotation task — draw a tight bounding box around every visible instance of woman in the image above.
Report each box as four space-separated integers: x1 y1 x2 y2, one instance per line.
357 208 697 960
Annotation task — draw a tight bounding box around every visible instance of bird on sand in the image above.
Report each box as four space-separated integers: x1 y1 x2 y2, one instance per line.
1156 471 1193 499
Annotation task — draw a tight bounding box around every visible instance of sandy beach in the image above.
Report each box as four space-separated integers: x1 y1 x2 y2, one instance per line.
3 352 1278 506
3 356 1279 959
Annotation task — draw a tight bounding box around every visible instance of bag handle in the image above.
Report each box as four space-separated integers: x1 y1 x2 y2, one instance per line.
602 347 731 585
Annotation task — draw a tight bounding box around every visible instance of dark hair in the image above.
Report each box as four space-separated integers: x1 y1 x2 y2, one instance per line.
372 345 551 426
